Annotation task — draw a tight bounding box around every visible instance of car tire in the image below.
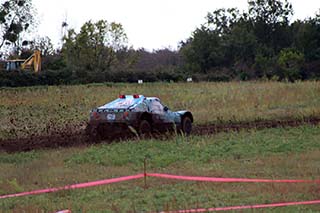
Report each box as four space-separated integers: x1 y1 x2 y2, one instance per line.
139 119 151 138
182 116 192 135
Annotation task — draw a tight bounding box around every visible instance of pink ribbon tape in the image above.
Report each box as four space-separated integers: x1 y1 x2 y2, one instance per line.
147 173 320 183
0 174 144 199
160 199 320 212
0 173 318 200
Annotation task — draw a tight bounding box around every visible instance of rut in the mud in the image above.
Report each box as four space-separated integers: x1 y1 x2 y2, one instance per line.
0 116 319 153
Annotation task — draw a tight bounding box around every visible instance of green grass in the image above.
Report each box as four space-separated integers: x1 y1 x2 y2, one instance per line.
0 81 320 139
0 125 320 212
1 81 320 212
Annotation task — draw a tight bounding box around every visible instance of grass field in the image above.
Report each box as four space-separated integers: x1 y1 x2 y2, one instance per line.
0 81 320 212
1 125 320 212
0 81 320 139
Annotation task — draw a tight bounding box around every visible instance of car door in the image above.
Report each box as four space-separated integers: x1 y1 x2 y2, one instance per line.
149 99 176 129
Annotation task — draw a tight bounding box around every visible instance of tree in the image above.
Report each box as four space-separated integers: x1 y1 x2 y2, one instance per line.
226 15 256 57
292 13 320 61
180 26 224 73
0 0 36 51
180 0 298 81
248 0 293 25
62 20 128 82
206 8 241 35
277 48 305 81
248 0 293 52
181 8 254 75
30 36 54 56
19 36 54 57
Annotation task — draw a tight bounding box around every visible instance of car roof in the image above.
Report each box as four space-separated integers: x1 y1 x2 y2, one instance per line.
97 95 162 110
98 95 144 109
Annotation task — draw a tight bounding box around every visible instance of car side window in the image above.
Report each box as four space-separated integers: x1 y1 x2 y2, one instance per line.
150 100 164 114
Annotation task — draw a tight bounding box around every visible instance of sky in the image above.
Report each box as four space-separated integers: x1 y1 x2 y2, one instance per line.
32 0 320 51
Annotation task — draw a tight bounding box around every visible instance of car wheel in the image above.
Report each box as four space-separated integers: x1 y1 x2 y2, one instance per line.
182 116 192 135
139 120 151 137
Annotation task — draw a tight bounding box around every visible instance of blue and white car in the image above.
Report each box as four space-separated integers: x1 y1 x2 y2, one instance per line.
86 94 193 139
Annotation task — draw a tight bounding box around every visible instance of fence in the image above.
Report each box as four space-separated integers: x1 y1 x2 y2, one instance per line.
1 171 319 212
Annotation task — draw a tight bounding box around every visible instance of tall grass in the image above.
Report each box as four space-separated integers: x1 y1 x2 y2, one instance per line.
0 81 320 139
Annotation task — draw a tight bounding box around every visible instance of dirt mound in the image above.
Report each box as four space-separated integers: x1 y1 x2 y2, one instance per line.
0 117 319 153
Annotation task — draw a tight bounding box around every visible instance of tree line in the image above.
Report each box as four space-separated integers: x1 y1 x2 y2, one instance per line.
181 0 320 82
0 0 320 87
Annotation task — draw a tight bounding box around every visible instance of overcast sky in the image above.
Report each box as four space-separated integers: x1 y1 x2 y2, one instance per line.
32 0 320 51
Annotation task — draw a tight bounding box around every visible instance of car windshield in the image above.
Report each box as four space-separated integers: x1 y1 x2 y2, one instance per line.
150 99 164 114
99 95 144 109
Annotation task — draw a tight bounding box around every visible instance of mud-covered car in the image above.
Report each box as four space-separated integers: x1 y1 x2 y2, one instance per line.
86 94 193 139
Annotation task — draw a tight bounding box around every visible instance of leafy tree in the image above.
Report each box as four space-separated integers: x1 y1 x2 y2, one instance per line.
181 8 257 77
277 48 304 81
248 0 293 25
107 22 128 51
18 36 54 58
29 36 54 56
181 9 242 74
62 20 128 82
206 8 241 35
226 15 257 71
253 53 276 78
292 13 320 61
248 0 293 52
181 0 301 80
0 0 35 50
180 26 224 73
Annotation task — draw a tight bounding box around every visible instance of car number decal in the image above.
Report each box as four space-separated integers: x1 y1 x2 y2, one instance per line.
107 114 116 120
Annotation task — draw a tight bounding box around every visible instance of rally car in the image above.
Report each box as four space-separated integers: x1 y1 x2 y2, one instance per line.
86 94 193 139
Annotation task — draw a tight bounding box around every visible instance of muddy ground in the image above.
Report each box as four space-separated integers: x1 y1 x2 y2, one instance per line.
0 117 319 153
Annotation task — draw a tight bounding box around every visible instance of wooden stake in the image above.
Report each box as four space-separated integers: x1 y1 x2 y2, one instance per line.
144 157 147 189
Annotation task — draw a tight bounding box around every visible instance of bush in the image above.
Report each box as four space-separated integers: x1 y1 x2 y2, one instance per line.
277 48 305 82
0 69 74 87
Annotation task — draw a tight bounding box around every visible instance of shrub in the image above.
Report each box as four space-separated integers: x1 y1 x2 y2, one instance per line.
277 48 305 82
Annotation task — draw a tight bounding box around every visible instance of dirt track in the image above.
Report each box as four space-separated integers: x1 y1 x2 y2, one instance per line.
0 117 319 153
